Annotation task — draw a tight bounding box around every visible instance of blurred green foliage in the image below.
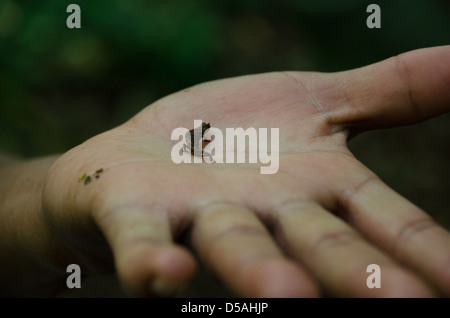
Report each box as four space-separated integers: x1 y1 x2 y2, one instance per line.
0 0 449 297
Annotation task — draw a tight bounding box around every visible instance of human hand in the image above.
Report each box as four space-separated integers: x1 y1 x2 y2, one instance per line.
42 46 450 297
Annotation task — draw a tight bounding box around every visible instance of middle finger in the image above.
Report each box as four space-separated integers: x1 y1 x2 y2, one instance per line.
274 201 435 297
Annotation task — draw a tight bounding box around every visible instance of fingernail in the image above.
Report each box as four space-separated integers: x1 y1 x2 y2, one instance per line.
150 277 178 297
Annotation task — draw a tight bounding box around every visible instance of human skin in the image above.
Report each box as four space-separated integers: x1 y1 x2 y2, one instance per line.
1 46 449 297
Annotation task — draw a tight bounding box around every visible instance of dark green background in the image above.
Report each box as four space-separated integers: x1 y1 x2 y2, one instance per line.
0 0 449 297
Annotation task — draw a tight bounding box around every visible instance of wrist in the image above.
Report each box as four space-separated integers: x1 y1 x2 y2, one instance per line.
0 154 70 296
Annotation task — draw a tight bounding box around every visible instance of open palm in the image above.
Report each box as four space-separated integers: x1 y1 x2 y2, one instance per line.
43 46 450 297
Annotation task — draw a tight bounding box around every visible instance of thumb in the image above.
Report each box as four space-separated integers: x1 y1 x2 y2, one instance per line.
320 45 450 132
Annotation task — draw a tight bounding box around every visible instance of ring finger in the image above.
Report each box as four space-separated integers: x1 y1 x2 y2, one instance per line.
190 202 318 297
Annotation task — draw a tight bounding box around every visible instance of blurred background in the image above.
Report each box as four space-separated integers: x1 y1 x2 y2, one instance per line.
0 0 449 297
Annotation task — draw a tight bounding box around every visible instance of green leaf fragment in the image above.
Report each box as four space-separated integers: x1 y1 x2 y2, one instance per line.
84 176 92 185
